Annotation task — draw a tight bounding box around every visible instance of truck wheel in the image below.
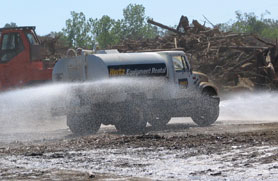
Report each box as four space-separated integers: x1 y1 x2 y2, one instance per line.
148 116 171 128
191 96 219 127
67 113 101 135
115 105 147 134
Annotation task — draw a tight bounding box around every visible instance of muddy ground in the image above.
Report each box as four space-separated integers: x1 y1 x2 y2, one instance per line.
1 118 278 180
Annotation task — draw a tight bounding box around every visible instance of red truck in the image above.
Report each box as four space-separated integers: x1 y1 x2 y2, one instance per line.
0 26 52 91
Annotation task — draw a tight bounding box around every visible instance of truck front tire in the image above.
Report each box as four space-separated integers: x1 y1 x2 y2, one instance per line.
191 96 219 127
67 113 101 135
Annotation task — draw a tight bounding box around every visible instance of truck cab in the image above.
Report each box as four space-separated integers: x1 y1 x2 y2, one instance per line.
156 51 195 88
0 26 52 90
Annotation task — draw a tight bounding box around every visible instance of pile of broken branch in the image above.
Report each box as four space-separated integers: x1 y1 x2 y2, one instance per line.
38 34 70 68
113 16 278 92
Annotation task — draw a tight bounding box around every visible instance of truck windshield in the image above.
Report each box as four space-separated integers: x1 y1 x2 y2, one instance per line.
26 33 39 45
172 56 188 72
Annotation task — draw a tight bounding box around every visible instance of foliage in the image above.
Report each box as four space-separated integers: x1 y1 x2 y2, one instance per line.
62 11 94 49
62 4 159 49
218 11 278 40
4 22 17 28
122 4 158 40
48 31 71 48
90 16 122 49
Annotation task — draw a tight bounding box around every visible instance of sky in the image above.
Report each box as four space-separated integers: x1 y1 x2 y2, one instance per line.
1 0 278 36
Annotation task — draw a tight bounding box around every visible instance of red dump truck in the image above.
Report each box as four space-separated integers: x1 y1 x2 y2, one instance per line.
0 26 52 91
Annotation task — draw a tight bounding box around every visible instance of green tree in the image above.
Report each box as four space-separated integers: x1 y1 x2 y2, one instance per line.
49 31 71 47
218 11 278 39
260 18 278 39
122 4 158 40
90 16 122 49
63 11 94 48
61 4 159 50
4 22 17 28
230 11 267 34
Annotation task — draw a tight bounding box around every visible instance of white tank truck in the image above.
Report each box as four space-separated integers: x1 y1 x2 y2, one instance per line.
52 50 220 134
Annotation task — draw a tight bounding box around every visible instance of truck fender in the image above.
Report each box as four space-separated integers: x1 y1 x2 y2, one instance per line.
199 82 218 97
193 71 209 83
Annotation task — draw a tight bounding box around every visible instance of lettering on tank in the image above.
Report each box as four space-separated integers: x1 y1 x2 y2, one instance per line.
108 63 167 77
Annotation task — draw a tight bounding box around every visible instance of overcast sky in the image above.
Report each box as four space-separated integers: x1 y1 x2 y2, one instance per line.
1 0 278 35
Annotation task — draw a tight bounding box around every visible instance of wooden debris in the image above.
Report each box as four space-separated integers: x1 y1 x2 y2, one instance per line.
147 19 184 35
113 15 278 91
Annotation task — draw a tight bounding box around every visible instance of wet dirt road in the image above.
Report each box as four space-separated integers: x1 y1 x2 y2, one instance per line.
1 83 278 180
1 118 278 180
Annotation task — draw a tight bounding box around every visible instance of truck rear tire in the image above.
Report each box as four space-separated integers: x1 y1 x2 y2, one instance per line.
67 113 101 135
115 103 147 134
191 96 219 127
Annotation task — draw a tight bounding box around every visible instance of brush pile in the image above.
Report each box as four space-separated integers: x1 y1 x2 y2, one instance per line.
38 34 70 68
38 16 278 91
113 16 278 91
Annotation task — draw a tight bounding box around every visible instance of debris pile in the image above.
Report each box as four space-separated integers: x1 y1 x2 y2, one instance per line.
38 16 278 91
38 34 70 68
113 16 278 91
